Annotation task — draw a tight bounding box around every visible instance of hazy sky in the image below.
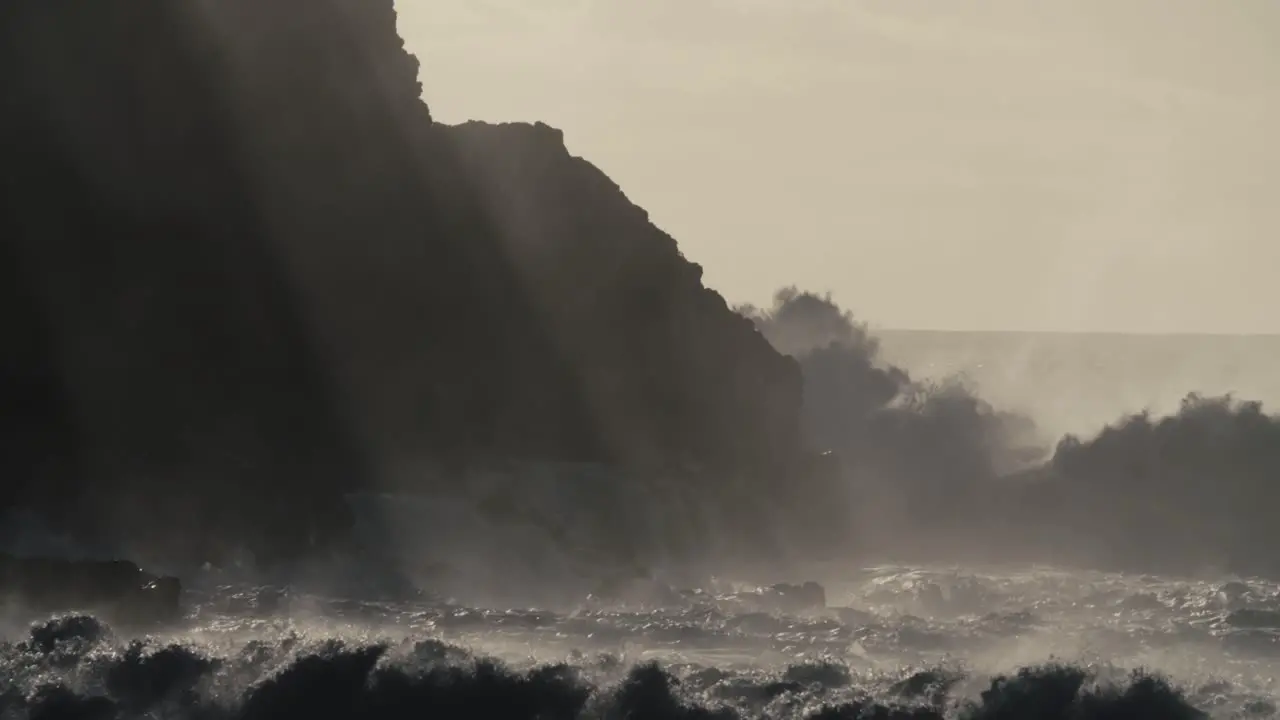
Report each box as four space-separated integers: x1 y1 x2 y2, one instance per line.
397 1 1279 333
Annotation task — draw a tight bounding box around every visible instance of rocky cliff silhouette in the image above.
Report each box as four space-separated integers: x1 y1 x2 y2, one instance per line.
0 1 805 566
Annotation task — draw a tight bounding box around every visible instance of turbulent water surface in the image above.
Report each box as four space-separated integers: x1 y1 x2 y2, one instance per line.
4 564 1279 719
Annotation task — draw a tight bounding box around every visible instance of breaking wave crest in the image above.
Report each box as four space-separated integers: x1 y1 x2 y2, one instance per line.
7 565 1280 719
0 613 1210 720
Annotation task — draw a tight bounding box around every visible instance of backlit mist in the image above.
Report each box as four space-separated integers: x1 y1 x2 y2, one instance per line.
400 0 1280 334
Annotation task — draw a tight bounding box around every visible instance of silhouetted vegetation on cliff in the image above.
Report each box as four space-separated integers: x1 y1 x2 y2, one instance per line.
1037 394 1280 575
747 287 1280 577
740 289 1039 559
0 1 804 565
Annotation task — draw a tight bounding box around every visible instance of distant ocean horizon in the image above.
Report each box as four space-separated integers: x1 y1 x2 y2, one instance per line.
875 327 1280 338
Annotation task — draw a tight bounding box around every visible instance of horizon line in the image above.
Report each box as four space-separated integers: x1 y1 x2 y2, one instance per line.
869 327 1280 338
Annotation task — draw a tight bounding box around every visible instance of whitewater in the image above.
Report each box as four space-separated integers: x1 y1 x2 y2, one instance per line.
4 560 1280 719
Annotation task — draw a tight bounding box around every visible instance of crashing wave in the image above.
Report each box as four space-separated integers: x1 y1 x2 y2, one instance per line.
0 613 1213 720
3 564 1275 719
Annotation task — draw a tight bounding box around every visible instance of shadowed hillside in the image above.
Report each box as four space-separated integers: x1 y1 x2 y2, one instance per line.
0 1 806 566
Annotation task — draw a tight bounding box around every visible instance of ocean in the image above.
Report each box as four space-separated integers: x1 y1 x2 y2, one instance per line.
2 563 1272 719
4 330 1278 719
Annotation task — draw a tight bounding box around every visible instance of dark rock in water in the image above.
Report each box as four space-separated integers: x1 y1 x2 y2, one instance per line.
750 581 827 614
777 581 828 611
1223 609 1280 630
0 553 181 626
835 606 876 626
588 573 684 608
136 576 182 621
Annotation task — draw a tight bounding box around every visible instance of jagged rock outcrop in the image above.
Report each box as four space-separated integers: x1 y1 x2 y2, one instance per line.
0 553 181 626
0 1 807 563
441 120 802 472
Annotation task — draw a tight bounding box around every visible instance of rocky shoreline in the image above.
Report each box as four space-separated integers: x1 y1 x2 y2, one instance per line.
0 553 181 628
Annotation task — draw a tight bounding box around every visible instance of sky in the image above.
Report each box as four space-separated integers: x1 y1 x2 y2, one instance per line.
396 0 1280 334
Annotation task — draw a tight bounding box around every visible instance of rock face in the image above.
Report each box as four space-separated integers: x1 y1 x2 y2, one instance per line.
760 582 828 614
441 121 802 473
0 553 181 626
0 1 807 563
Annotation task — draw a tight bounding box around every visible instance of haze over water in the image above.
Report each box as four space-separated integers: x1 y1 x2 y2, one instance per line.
4 2 1280 719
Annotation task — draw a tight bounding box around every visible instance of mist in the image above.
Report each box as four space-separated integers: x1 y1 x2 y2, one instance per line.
739 289 1043 560
5 0 1280 589
7 3 1280 719
742 287 1280 577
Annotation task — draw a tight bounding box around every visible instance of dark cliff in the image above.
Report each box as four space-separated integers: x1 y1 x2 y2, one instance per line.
0 1 804 564
441 120 802 472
